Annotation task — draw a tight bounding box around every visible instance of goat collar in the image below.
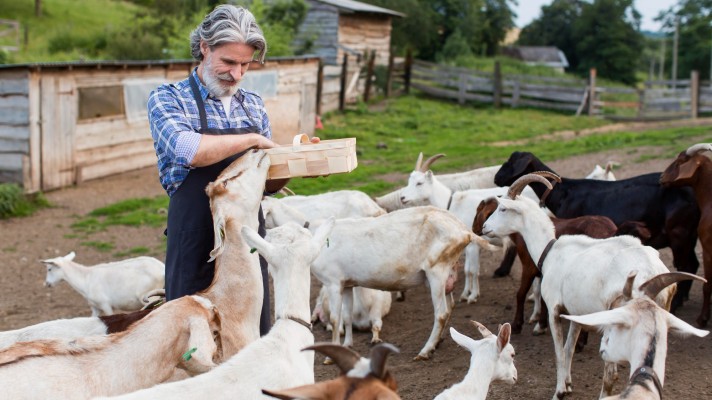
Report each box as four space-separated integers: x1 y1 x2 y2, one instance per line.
446 191 454 211
280 315 313 332
630 366 663 399
539 180 557 207
537 239 557 272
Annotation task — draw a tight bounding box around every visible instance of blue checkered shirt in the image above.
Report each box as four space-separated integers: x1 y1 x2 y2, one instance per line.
148 69 272 196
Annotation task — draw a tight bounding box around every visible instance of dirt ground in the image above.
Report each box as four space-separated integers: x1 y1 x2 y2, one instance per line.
0 146 711 399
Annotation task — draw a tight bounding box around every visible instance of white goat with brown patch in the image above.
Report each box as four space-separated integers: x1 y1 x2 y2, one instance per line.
562 271 708 399
263 343 401 400
310 206 476 360
435 322 517 400
0 295 221 400
481 173 679 400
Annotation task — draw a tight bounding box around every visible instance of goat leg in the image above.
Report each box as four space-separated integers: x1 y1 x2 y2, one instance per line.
493 245 517 278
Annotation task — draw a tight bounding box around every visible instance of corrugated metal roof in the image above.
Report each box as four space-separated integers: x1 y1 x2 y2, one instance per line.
0 55 321 72
315 0 405 17
502 46 569 67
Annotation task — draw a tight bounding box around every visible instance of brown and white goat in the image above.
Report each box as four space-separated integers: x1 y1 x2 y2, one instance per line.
0 295 221 400
262 342 401 400
660 143 712 327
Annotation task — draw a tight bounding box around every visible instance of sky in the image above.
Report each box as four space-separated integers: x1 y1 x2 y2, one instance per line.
515 0 679 32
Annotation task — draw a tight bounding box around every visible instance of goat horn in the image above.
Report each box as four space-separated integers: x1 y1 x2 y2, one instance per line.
639 272 707 300
622 270 638 300
369 343 399 379
415 152 424 171
279 187 296 196
685 143 712 156
420 153 446 172
605 161 620 174
303 343 360 374
471 320 494 338
507 173 553 199
530 170 562 183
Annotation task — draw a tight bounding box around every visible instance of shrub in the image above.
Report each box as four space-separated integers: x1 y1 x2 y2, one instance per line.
0 184 50 219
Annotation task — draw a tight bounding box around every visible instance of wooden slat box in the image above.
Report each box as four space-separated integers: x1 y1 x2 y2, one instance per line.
265 134 358 179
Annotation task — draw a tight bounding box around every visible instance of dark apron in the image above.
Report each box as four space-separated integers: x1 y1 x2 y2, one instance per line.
164 74 271 335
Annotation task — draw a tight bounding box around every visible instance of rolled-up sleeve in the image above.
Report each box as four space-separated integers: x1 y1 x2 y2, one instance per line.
148 87 201 167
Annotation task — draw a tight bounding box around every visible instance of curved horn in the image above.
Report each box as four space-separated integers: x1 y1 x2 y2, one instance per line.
685 143 712 156
279 187 296 196
420 153 446 172
415 152 424 171
471 320 494 338
622 270 638 300
507 174 553 199
639 272 707 300
531 170 562 183
369 343 400 379
605 161 620 174
303 343 360 374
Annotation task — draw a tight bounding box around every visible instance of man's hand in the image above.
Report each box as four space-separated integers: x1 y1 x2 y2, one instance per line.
310 136 321 144
252 134 277 149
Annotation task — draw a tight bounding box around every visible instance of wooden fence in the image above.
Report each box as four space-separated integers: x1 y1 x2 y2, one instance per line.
403 58 711 121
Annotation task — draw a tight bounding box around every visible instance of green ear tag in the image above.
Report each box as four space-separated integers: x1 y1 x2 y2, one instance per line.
182 347 198 361
326 238 330 248
250 248 257 254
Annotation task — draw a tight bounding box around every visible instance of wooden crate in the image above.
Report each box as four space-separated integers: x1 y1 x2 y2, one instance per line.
265 134 358 179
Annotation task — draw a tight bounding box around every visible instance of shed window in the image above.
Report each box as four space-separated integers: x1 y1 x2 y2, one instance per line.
123 78 166 123
78 86 125 120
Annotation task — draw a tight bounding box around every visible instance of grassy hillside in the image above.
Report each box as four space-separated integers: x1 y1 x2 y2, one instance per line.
1 0 141 63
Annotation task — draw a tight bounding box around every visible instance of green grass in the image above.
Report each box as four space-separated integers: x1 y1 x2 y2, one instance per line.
71 196 168 233
0 183 50 219
114 246 151 258
81 240 114 252
2 0 141 63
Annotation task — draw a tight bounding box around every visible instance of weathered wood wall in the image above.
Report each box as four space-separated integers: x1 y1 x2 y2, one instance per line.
338 14 392 66
0 70 29 186
294 1 340 65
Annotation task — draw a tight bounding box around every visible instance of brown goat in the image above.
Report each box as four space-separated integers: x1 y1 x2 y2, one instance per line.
263 343 400 400
660 143 712 327
473 197 619 334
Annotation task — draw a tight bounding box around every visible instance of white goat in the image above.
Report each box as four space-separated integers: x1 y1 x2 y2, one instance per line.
262 190 385 229
374 153 499 212
562 271 708 400
585 161 619 181
399 165 539 304
311 285 392 343
310 206 477 360
262 342 401 400
41 252 164 316
435 322 517 400
0 317 109 351
95 220 334 400
481 174 678 400
0 295 221 400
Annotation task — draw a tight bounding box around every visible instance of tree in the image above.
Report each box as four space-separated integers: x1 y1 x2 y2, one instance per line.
518 0 585 70
657 0 712 80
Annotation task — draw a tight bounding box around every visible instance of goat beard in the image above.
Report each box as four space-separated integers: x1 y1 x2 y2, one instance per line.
203 54 240 98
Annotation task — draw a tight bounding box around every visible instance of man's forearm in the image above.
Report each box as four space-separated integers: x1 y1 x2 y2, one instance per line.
190 134 263 167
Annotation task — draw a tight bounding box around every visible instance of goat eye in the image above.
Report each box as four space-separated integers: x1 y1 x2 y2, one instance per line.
416 182 422 186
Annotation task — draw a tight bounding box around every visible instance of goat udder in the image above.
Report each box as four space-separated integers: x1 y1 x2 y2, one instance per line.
445 271 457 294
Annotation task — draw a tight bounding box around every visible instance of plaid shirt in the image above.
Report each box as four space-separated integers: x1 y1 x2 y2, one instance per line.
148 69 272 196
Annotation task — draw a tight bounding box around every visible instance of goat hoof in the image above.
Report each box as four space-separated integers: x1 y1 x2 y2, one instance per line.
466 297 478 304
413 354 430 361
370 338 383 344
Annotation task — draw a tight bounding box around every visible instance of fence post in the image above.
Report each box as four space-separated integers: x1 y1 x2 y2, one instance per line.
404 48 413 94
512 80 520 108
385 50 394 98
493 61 502 108
458 73 466 105
316 59 324 117
339 54 348 112
588 68 597 116
691 70 699 119
637 88 644 118
364 50 376 102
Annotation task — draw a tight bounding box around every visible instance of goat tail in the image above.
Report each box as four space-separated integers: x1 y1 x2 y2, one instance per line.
472 234 501 252
141 288 165 305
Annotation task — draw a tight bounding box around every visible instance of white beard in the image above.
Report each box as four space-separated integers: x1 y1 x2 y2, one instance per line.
203 55 239 97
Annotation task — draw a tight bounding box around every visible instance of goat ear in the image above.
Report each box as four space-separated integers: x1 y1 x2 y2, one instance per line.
312 217 335 250
65 252 76 261
561 307 632 331
471 320 494 338
675 159 700 181
263 382 331 399
208 214 226 262
183 316 218 374
665 312 709 338
497 323 512 352
511 154 533 177
241 226 275 259
425 170 433 179
449 327 477 352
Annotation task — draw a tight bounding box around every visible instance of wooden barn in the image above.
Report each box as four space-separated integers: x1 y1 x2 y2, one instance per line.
0 56 320 193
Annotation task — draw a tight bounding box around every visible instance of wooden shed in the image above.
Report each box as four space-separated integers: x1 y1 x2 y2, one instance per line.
0 56 320 192
294 0 404 67
501 46 570 73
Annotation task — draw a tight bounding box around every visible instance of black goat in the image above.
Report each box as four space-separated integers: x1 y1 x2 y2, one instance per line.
494 151 700 312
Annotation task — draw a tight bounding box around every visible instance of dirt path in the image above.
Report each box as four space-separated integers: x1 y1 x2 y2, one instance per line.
0 147 710 399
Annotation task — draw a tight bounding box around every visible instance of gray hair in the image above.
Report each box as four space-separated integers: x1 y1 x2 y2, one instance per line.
190 5 267 63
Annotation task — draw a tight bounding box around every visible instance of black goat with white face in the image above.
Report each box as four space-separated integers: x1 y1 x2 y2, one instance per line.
494 151 700 312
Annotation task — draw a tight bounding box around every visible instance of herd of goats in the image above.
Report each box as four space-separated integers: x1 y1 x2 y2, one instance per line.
0 142 711 399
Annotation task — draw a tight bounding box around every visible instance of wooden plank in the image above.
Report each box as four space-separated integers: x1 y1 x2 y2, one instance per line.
0 76 29 96
512 89 583 103
75 139 154 165
0 94 29 108
79 151 157 182
596 86 638 94
40 75 76 190
27 72 41 193
0 137 28 153
503 97 579 111
0 152 22 170
0 107 29 125
411 82 493 103
0 125 29 140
